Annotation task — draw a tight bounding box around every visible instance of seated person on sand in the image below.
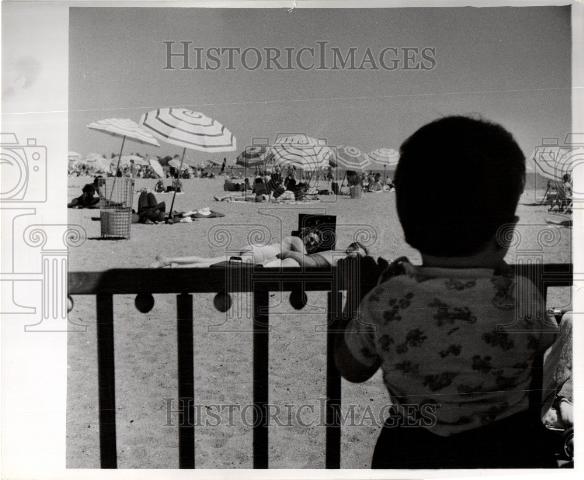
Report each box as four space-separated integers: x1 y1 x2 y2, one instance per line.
67 176 104 208
224 178 241 192
151 234 368 269
154 180 166 193
368 173 384 192
252 177 269 202
284 173 297 192
137 189 166 224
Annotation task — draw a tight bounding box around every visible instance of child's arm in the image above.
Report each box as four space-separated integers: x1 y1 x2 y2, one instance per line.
334 321 381 383
333 255 391 382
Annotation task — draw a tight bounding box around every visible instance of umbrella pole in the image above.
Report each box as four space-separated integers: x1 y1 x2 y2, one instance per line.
168 147 186 219
109 135 126 203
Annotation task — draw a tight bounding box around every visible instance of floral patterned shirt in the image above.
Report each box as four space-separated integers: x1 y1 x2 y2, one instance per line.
344 261 558 436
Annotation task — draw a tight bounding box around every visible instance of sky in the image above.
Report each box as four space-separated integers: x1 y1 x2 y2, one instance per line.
69 7 571 164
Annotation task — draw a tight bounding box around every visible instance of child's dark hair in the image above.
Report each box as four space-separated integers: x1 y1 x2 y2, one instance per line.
394 116 525 257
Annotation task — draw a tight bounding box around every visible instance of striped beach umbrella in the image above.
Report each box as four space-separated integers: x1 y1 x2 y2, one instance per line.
266 143 333 172
88 118 160 199
273 133 321 146
140 108 237 215
236 146 269 167
368 147 399 168
330 145 371 172
87 118 161 147
139 108 236 153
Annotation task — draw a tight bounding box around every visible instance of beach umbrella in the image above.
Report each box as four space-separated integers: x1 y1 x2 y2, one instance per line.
273 133 322 146
368 147 399 180
168 158 189 170
79 152 110 173
266 143 333 172
330 145 371 172
530 143 584 181
87 118 160 199
68 151 81 163
368 147 399 168
236 146 269 167
140 108 236 215
148 157 165 178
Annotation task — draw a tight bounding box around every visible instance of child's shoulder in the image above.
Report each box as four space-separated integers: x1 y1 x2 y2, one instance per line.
367 258 539 305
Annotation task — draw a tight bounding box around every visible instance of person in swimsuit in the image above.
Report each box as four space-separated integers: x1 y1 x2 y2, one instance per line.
150 234 367 269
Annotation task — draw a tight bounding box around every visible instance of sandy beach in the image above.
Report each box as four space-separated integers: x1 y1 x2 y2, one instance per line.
66 175 571 468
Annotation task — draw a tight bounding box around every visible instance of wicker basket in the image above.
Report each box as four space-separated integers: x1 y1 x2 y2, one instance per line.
100 208 132 239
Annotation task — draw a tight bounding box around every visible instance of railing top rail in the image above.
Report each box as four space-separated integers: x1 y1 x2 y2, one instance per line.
68 263 572 296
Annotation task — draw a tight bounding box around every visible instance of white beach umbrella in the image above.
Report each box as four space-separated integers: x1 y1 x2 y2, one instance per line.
139 108 236 152
148 157 165 178
87 118 160 148
266 143 333 172
368 147 399 168
330 145 372 172
87 118 160 199
140 108 236 215
368 147 399 180
273 133 322 146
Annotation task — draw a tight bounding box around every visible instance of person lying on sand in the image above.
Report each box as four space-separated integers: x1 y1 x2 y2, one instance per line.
150 235 368 269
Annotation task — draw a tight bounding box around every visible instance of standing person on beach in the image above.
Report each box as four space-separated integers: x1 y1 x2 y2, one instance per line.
335 116 559 468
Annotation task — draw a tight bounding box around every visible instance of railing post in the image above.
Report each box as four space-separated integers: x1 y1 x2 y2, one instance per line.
253 286 270 468
326 290 343 468
177 293 195 468
96 294 117 468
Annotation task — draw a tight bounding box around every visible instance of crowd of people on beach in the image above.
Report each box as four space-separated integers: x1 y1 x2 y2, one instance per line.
68 152 224 178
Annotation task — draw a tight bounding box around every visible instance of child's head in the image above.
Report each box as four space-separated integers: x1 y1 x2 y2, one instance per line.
394 116 525 257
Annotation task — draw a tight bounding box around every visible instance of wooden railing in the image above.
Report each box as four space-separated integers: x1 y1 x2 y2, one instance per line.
67 263 572 469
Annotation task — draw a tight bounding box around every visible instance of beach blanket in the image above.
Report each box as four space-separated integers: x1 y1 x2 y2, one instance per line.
180 208 225 219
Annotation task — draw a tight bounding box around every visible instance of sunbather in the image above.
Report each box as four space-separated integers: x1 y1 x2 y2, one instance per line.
150 235 367 268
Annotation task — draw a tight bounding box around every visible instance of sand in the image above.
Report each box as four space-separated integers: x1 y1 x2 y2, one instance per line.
66 176 571 468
